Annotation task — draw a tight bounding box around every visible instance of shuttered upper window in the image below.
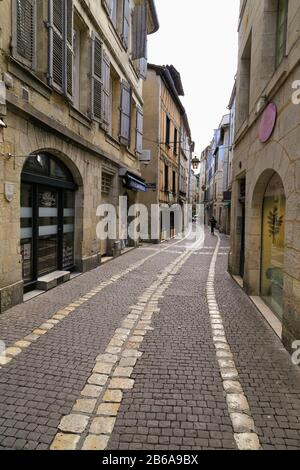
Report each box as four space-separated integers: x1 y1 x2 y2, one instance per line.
101 172 113 194
13 0 36 69
131 3 147 60
48 0 73 98
91 34 103 122
120 81 131 146
136 106 143 155
102 51 111 130
276 0 289 67
122 0 130 49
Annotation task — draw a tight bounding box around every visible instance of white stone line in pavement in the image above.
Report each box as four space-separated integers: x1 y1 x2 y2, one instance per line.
206 234 261 451
0 234 195 370
51 237 204 450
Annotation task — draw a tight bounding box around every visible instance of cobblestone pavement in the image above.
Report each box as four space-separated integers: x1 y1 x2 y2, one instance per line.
0 230 300 450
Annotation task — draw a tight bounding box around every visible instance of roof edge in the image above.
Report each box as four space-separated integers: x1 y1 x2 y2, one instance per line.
148 0 159 34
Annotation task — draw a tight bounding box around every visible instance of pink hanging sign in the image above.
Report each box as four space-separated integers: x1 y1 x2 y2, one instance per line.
259 102 277 143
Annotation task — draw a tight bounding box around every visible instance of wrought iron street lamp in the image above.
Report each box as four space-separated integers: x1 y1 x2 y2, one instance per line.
191 156 200 171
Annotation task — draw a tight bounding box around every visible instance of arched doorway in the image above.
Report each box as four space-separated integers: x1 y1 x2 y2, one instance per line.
21 153 78 291
261 172 286 320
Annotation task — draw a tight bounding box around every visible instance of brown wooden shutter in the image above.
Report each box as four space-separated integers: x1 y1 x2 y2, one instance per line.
102 51 111 130
120 81 131 146
136 106 143 155
131 3 147 60
91 34 103 122
13 0 36 68
122 0 130 49
48 0 73 97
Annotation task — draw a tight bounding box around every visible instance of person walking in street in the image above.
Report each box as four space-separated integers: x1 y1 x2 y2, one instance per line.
209 216 217 235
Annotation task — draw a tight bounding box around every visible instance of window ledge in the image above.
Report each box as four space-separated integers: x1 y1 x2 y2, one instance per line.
8 57 52 100
69 106 92 128
105 133 121 150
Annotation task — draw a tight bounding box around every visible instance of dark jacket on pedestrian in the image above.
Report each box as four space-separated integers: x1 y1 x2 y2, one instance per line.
209 217 217 228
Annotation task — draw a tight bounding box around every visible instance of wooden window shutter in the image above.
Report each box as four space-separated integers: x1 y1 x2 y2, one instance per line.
137 57 147 80
131 3 147 60
13 0 36 69
91 34 103 122
122 0 130 49
119 81 131 146
49 0 64 90
102 51 111 130
48 0 73 97
66 0 73 98
136 106 143 155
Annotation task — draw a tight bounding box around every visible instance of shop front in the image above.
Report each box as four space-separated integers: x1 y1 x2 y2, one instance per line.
260 173 286 321
21 154 77 292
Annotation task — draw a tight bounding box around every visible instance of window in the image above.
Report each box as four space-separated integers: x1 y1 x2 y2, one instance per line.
12 0 36 69
90 33 103 122
73 13 88 112
107 0 130 49
164 164 169 192
48 0 73 98
131 2 147 60
276 0 288 67
120 81 131 146
172 170 176 194
166 115 171 147
215 153 219 173
173 128 178 156
237 32 252 126
102 51 111 131
101 172 113 194
136 106 143 155
110 68 121 139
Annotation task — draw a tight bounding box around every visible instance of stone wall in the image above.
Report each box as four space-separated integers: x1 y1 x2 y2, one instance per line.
230 0 300 352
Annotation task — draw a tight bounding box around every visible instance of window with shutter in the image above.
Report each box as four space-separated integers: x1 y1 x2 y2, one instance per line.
13 0 36 69
136 106 143 155
102 51 111 130
101 172 113 194
131 3 147 60
91 34 103 122
66 0 73 97
119 81 131 146
48 0 73 98
122 0 130 49
137 57 148 80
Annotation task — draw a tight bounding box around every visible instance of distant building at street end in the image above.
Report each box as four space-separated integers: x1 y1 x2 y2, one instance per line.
139 64 194 242
199 114 231 234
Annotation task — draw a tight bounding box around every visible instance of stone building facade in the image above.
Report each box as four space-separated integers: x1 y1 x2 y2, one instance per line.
139 64 193 241
229 0 300 352
0 0 159 313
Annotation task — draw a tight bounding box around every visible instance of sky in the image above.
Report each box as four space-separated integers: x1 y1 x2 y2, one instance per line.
148 0 239 155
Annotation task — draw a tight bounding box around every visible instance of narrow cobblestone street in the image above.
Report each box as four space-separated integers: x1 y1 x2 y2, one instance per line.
0 229 300 451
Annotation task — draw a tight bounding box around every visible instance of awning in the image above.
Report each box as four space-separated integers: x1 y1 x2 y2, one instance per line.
123 173 147 193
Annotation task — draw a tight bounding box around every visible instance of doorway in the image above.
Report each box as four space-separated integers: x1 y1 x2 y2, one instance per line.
261 173 286 321
21 154 77 291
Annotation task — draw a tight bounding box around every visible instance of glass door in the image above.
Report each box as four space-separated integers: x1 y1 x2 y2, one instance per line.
21 184 34 283
37 186 59 276
62 190 75 269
